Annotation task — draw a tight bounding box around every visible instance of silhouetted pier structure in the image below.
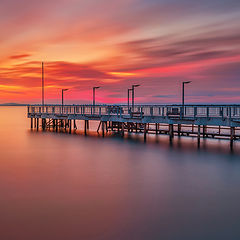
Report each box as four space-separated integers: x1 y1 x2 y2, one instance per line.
28 104 240 149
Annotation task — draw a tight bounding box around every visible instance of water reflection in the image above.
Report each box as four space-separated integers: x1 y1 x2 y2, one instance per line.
0 107 240 240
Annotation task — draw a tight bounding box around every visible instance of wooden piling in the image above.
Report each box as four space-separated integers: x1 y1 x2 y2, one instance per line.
84 120 87 136
198 125 201 147
69 120 72 134
102 121 105 137
203 125 206 138
230 127 235 150
31 118 33 129
144 123 147 142
178 124 181 136
36 118 39 131
169 124 174 140
121 122 125 137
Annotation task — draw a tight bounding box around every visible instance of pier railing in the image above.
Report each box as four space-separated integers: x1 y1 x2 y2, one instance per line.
28 104 240 120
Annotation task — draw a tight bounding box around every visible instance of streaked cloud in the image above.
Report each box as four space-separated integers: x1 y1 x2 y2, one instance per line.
0 0 240 103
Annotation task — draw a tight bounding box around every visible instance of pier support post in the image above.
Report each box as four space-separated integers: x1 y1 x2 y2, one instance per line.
203 125 207 138
56 120 58 132
230 127 235 150
31 118 33 129
36 118 39 131
42 118 46 131
74 120 77 130
169 124 174 141
121 122 125 137
69 120 72 134
144 123 147 142
198 125 201 147
102 121 105 138
84 120 88 136
156 123 158 134
53 119 55 130
177 124 181 136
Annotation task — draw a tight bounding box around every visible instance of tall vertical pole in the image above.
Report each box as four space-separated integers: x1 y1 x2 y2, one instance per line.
132 86 134 110
93 87 95 106
62 89 64 106
62 89 64 113
128 89 131 113
42 62 44 106
182 82 184 107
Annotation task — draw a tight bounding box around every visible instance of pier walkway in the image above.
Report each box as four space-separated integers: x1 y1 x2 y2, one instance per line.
28 104 240 148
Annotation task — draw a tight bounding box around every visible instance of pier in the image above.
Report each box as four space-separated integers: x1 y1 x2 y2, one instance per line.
28 104 240 149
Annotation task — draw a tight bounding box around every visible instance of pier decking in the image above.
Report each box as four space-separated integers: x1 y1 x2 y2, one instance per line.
28 104 240 148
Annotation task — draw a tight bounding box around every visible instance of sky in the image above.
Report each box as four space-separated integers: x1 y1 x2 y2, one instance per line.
0 0 240 104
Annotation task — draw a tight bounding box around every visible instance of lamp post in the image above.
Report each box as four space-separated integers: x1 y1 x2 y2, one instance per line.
128 88 132 113
93 86 100 106
42 62 44 106
132 84 140 110
62 88 69 113
182 81 192 117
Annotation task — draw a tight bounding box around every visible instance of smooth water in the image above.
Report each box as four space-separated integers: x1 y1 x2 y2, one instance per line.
0 107 240 240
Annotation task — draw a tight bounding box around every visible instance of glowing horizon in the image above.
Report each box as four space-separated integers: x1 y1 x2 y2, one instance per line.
1 0 240 104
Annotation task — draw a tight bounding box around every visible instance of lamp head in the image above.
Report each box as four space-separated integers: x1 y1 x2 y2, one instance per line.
132 84 140 88
183 81 192 84
93 86 100 89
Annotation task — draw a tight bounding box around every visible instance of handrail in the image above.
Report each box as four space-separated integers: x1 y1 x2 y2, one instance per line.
27 104 240 119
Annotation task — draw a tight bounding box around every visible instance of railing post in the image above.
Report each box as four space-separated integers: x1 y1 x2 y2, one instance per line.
194 107 197 118
150 107 153 116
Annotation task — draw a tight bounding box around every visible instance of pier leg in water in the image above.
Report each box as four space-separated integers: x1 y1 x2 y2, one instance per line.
121 122 125 137
36 118 39 131
230 127 235 150
102 121 105 138
69 120 72 134
156 123 158 135
31 118 33 129
144 123 147 142
169 124 174 142
198 125 201 148
56 120 58 132
84 120 87 136
42 118 46 131
203 125 207 138
178 124 181 136
74 120 77 130
52 119 55 130
34 118 37 128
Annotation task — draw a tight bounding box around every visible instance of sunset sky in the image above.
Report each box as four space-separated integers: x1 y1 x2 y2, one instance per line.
1 0 240 104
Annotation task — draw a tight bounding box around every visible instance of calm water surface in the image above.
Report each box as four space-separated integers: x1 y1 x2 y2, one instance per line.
0 107 240 240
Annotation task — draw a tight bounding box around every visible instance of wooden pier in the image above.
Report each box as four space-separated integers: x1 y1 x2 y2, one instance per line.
28 104 240 149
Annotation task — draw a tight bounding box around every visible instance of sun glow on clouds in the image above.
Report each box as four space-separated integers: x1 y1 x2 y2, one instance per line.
0 0 240 103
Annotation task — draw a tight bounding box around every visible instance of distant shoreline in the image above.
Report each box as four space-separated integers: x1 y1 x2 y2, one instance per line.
0 103 27 106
